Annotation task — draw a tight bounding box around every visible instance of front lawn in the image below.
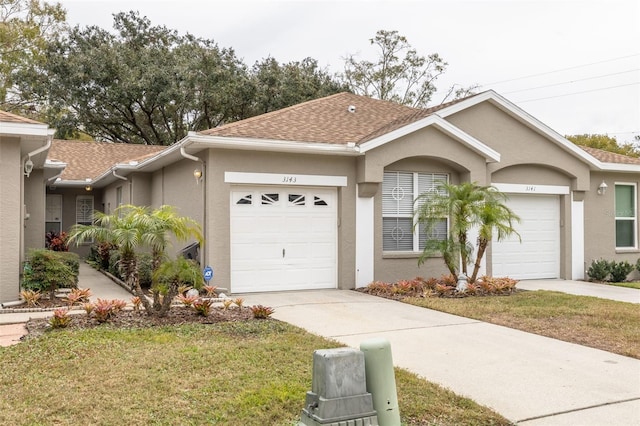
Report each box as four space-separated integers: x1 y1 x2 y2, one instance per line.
606 281 640 290
404 290 640 359
0 321 510 425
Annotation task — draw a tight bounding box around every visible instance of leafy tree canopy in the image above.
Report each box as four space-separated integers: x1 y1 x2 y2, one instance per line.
0 0 66 114
343 29 477 108
18 11 346 145
566 134 640 158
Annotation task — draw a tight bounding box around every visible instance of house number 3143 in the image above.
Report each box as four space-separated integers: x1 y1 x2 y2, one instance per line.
525 186 536 192
282 176 297 183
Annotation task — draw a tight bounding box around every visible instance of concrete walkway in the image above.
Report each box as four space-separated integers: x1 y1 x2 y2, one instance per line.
238 289 640 425
0 263 132 330
517 279 639 304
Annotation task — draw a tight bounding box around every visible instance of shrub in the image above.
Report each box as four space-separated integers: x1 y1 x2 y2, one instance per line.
637 258 640 273
137 253 153 289
108 249 122 280
610 261 634 282
20 289 42 307
193 298 213 316
251 305 275 319
22 249 79 296
49 309 72 328
587 259 611 282
45 231 69 252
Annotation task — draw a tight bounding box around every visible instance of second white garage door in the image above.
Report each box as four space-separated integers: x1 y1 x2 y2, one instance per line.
230 186 337 293
492 194 560 280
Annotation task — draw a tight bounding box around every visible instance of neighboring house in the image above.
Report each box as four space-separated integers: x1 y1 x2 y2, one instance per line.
1 90 639 302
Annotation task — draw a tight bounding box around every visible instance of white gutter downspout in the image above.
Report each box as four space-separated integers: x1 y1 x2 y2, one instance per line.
112 169 128 181
179 142 206 267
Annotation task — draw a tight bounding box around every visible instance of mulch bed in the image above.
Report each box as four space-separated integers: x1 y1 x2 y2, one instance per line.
24 306 256 341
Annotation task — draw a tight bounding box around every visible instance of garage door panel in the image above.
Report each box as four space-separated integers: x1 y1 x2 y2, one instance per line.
492 194 560 280
231 186 337 293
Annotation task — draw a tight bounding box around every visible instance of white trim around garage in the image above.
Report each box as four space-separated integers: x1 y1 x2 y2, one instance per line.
355 188 375 288
493 183 570 195
571 199 585 280
225 171 347 187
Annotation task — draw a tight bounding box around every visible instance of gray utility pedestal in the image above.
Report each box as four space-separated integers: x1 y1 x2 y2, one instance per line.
299 348 379 426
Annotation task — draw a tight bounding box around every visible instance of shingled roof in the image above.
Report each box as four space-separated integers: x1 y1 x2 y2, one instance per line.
579 145 640 165
200 92 433 145
48 140 166 180
0 110 44 125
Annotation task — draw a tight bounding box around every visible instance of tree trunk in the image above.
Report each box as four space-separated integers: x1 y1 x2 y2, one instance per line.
158 283 178 317
470 238 488 283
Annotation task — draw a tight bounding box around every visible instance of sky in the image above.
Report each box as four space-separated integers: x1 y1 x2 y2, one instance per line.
57 0 640 143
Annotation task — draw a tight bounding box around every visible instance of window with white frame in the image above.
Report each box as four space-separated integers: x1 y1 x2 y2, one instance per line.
76 195 94 226
382 171 448 251
615 183 637 248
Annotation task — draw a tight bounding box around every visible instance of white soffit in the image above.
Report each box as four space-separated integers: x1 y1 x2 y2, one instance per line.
225 171 348 187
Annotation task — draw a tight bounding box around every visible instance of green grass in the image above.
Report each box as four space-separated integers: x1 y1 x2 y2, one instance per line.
0 321 510 425
404 290 640 358
607 281 640 290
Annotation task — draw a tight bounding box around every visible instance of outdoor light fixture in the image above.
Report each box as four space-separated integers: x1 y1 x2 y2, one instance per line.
597 180 608 195
24 158 34 177
193 168 203 184
85 178 92 192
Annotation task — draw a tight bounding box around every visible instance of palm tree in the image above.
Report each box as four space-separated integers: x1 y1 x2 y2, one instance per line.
68 204 204 315
68 205 146 294
153 256 204 316
416 182 519 285
469 193 520 283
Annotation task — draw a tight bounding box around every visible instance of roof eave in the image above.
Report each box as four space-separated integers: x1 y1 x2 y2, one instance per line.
186 133 361 156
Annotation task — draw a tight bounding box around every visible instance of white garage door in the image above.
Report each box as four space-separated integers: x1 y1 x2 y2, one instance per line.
492 194 560 279
230 186 337 293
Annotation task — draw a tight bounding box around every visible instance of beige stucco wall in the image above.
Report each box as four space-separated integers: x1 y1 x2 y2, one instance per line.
200 148 357 293
152 156 205 259
0 136 22 302
584 172 640 276
446 101 591 191
24 169 46 253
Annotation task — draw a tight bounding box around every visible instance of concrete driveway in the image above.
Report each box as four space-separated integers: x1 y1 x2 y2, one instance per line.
240 289 640 425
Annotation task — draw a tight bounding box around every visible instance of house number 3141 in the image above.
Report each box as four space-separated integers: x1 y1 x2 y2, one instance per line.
282 176 297 183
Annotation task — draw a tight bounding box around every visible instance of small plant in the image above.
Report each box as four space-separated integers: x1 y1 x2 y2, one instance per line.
192 298 213 316
177 285 193 296
20 289 42 307
587 259 611 282
233 297 244 308
92 299 120 323
222 299 233 310
251 305 275 319
203 285 218 297
637 257 640 273
65 288 92 307
131 296 142 311
111 299 127 313
49 308 72 328
82 302 94 316
177 294 198 307
610 261 634 282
